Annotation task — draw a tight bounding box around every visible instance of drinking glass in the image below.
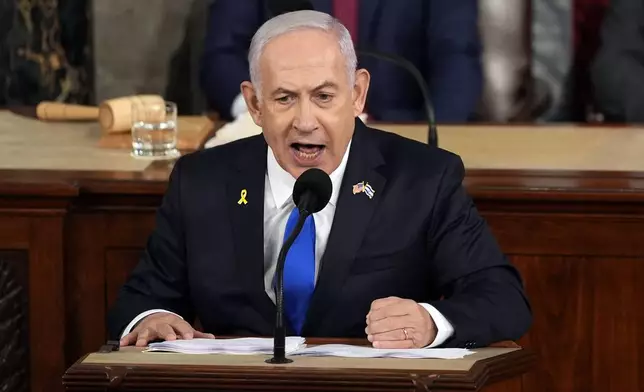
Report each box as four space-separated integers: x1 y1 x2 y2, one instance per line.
131 100 180 158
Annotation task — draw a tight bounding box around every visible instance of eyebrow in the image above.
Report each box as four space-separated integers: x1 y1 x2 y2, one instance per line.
270 81 339 97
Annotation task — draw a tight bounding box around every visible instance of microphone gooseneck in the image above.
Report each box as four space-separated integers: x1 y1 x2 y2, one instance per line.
266 168 332 364
267 212 307 364
358 49 438 147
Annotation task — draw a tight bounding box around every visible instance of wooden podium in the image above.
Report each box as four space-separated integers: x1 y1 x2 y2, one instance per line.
63 340 534 392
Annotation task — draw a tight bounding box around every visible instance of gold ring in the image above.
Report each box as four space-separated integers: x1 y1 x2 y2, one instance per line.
402 328 409 340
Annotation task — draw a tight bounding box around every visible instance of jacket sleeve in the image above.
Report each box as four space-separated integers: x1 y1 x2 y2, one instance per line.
591 0 644 122
200 0 263 120
107 157 194 339
426 155 532 348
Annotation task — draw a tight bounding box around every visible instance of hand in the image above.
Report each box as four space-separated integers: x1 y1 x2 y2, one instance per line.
120 313 215 347
365 296 437 349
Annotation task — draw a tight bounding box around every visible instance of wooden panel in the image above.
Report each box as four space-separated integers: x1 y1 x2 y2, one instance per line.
28 216 65 392
0 251 29 392
0 216 29 248
65 214 107 367
105 250 142 311
591 259 643 391
105 212 156 247
484 212 644 256
483 378 522 392
511 256 643 392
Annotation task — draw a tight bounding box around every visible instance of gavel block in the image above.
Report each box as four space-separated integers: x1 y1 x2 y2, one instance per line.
34 95 167 134
99 95 167 133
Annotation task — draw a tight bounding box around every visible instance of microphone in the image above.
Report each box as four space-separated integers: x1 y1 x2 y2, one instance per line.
266 168 332 364
266 0 438 147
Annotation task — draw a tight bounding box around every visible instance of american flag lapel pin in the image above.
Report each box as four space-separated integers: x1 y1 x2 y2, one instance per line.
352 181 365 195
352 181 375 199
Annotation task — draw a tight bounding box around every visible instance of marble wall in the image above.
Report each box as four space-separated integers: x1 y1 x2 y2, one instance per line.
92 0 209 114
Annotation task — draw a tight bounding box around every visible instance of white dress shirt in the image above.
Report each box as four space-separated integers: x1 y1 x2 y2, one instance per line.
123 141 454 347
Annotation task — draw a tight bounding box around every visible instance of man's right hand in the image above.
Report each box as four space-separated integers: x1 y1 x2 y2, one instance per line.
120 312 215 347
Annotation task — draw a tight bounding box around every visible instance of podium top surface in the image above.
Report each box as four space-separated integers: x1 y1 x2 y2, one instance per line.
64 340 534 392
81 346 519 372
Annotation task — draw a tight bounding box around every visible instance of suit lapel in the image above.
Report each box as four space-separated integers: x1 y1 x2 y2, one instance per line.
303 119 387 334
226 136 276 329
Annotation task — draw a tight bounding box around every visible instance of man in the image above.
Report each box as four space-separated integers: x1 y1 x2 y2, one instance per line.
110 10 531 349
200 0 482 123
591 0 644 122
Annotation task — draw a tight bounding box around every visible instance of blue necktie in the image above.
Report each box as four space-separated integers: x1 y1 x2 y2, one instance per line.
281 207 316 334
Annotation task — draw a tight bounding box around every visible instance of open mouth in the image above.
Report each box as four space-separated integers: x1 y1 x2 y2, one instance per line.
290 143 326 163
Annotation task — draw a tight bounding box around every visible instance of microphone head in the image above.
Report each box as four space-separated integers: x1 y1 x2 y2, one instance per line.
293 168 332 214
267 0 314 16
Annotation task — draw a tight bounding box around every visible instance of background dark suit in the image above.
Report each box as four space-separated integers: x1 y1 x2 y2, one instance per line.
591 0 644 122
200 0 483 123
109 120 531 348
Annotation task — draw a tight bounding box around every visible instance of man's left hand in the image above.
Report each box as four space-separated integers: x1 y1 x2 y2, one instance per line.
365 296 437 348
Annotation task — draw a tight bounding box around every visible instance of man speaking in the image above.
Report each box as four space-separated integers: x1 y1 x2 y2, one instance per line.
110 10 531 349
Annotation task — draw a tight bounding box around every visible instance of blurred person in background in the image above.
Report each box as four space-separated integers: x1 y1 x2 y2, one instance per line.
591 0 644 122
200 0 482 123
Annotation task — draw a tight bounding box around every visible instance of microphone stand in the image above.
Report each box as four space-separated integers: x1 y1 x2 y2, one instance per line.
357 50 439 147
266 207 310 364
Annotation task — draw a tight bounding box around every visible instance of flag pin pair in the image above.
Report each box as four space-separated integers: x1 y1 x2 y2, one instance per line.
352 181 375 199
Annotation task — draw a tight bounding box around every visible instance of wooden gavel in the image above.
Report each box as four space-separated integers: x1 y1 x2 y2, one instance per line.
35 95 167 134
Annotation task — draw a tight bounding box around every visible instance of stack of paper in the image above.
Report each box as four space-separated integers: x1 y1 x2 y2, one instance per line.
145 338 473 359
290 344 473 359
146 337 306 355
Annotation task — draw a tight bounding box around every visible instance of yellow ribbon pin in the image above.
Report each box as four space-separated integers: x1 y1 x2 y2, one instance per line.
238 189 248 205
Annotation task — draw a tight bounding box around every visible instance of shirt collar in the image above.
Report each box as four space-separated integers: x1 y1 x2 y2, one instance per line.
267 140 352 209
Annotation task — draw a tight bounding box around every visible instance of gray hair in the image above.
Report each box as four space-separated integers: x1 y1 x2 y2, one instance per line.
248 10 357 98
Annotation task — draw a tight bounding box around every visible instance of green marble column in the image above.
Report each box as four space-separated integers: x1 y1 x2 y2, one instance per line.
0 0 91 106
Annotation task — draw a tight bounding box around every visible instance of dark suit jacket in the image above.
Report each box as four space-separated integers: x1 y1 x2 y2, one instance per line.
200 0 483 123
591 0 644 122
108 120 531 348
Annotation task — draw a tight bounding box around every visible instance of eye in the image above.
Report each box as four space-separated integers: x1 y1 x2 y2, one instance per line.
316 93 333 103
276 95 293 104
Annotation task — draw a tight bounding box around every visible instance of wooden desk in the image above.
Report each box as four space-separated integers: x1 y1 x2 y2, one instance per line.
0 112 642 392
63 340 533 392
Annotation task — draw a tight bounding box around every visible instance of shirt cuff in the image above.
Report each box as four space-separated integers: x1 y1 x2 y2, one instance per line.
231 93 248 119
120 309 183 339
418 302 454 348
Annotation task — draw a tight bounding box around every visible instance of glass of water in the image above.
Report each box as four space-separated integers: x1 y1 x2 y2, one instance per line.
131 100 180 158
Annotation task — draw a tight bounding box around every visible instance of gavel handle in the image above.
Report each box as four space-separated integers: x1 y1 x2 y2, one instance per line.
36 102 100 121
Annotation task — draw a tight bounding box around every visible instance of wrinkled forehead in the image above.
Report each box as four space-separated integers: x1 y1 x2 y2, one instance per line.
258 29 350 91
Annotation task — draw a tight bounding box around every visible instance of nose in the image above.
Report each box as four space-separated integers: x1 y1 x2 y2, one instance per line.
293 100 318 133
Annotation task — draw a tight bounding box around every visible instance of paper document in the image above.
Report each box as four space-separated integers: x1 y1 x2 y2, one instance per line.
290 344 473 359
146 337 306 355
145 338 472 359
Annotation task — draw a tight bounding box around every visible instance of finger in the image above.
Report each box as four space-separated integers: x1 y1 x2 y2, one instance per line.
370 297 402 311
136 328 156 347
120 332 137 347
171 321 195 339
368 304 413 323
366 315 411 335
372 339 415 349
368 328 407 343
193 331 216 339
157 323 177 340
